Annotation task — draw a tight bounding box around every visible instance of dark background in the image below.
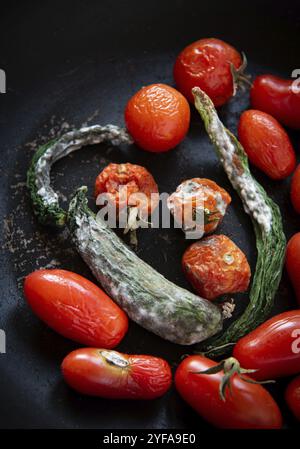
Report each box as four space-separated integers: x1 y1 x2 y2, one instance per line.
0 0 299 429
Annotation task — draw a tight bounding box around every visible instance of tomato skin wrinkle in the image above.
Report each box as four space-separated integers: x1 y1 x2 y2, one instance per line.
233 310 300 380
24 269 128 348
174 38 242 106
285 375 300 422
286 233 300 305
175 355 282 429
251 74 300 130
94 162 158 215
182 235 251 300
62 348 172 400
125 83 190 152
238 109 296 180
291 165 300 214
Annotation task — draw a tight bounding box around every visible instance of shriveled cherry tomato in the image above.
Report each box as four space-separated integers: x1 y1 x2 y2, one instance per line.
291 165 300 214
238 109 296 180
173 38 243 106
233 310 300 380
182 235 251 300
94 162 158 215
285 375 300 422
286 233 300 305
24 270 128 348
124 83 190 152
167 178 231 236
62 348 172 399
251 74 300 129
175 355 282 429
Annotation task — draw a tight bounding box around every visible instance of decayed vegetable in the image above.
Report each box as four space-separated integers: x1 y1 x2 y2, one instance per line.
27 124 222 346
182 234 251 300
192 87 286 355
62 348 172 399
167 178 231 238
286 233 300 305
27 125 132 227
94 162 159 243
67 186 222 345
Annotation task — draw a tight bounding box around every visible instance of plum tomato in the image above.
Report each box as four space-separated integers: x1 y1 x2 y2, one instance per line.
238 109 296 180
182 234 251 300
124 83 190 152
233 310 300 380
291 165 300 214
24 269 128 348
286 233 300 305
62 348 172 400
251 74 300 129
167 178 231 237
285 375 300 422
175 355 282 429
173 38 243 106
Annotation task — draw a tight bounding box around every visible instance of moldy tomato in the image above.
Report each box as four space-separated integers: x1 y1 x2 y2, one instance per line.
182 234 251 300
167 178 231 237
238 109 296 180
174 38 243 106
62 348 172 400
124 83 190 152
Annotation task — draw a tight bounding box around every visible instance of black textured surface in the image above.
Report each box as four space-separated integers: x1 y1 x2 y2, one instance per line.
0 0 300 429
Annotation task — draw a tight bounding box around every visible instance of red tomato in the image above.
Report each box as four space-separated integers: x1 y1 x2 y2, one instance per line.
238 109 296 180
233 310 300 380
251 74 300 129
173 38 242 106
94 162 158 215
24 270 128 348
175 355 282 429
124 83 190 152
286 233 300 305
291 165 300 214
167 178 231 235
62 348 172 399
182 235 251 300
285 375 300 422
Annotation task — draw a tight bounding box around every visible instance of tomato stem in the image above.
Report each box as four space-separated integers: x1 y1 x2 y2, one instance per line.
192 356 275 401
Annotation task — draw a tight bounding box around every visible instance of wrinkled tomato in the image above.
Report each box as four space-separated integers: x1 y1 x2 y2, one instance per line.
94 162 159 217
285 375 300 422
286 233 300 305
173 38 243 106
238 109 296 180
167 178 231 236
233 310 300 380
251 74 300 129
291 165 300 214
24 270 128 348
175 355 282 429
182 234 251 300
62 348 172 399
125 83 190 152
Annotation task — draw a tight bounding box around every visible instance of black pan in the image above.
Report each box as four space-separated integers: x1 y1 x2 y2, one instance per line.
1 0 299 429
